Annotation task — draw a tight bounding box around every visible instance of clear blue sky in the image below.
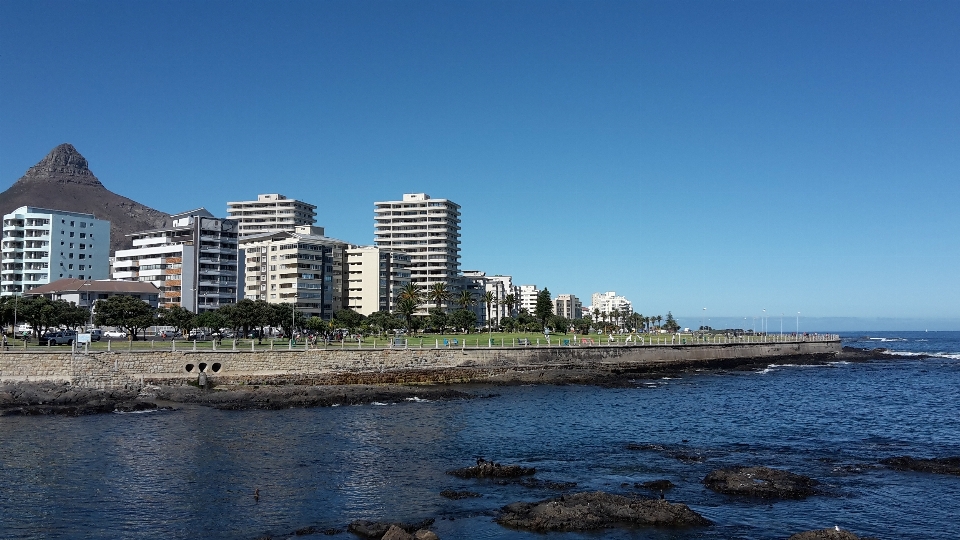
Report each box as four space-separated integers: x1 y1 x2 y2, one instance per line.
2 1 958 330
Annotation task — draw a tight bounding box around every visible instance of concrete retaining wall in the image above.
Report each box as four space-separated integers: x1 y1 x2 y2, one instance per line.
0 340 840 389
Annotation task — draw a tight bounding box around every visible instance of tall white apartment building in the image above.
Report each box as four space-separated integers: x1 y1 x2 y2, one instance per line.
345 246 411 316
518 284 539 315
373 193 461 296
2 206 110 296
554 294 583 319
112 209 239 312
590 291 633 317
487 275 518 322
227 194 318 239
240 226 347 320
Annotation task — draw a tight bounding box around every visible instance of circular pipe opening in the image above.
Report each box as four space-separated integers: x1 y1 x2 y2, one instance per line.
211 363 222 373
185 364 194 372
198 362 208 372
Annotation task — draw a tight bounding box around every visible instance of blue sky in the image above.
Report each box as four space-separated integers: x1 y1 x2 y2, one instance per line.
2 1 958 330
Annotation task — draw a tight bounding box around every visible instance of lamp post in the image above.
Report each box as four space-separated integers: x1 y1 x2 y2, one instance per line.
701 307 706 334
762 309 766 335
796 312 800 336
780 313 783 338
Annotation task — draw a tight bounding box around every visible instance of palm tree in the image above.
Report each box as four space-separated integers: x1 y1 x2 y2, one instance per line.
637 313 644 332
611 308 621 332
427 282 450 311
656 315 662 330
394 297 418 333
502 294 517 317
455 290 476 311
481 290 496 329
398 283 423 304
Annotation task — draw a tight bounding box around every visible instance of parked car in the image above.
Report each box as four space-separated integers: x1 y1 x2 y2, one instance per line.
88 329 102 342
40 330 78 346
103 330 128 339
158 330 181 338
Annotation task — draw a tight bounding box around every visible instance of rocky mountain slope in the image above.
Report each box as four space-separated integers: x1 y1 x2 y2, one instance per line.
0 144 170 254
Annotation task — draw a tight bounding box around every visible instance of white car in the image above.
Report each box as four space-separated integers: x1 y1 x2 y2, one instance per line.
103 330 128 339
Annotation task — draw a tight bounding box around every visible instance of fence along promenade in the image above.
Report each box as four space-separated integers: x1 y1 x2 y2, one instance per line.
1 332 841 354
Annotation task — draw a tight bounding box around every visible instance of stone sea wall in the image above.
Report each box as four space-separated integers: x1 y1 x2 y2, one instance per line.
0 341 840 389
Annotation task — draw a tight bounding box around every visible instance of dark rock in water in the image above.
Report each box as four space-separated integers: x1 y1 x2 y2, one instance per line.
703 466 818 499
880 455 960 476
788 528 873 540
637 479 674 491
496 491 711 532
0 382 148 416
381 525 412 540
447 459 536 479
440 489 482 500
348 519 435 539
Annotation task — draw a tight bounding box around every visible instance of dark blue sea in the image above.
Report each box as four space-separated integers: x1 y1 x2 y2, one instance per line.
2 331 959 539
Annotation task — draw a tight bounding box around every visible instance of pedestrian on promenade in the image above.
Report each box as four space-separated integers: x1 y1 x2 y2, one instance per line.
2 334 8 351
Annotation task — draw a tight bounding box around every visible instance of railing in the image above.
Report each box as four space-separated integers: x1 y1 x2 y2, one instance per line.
1 333 841 354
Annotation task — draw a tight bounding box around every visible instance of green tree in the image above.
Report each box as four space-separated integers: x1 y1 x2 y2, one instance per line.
454 290 476 311
367 310 399 336
159 306 197 337
534 288 553 330
428 307 448 333
548 315 569 334
59 302 91 330
333 308 365 335
427 282 451 311
94 295 157 340
398 283 423 304
481 290 496 329
394 297 418 333
502 294 517 317
663 311 680 333
196 309 227 336
269 303 304 337
304 316 328 335
450 308 477 333
572 317 591 335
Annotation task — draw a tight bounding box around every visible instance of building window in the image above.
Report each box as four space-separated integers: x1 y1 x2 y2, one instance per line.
70 221 74 226
70 232 74 237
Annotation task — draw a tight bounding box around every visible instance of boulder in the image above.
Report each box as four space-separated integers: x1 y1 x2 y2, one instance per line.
496 491 710 532
413 530 439 540
348 519 435 539
788 528 866 540
880 456 960 476
637 479 674 491
703 466 818 499
381 525 413 540
447 458 536 479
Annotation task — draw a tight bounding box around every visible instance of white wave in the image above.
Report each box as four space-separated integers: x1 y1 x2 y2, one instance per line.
405 396 432 403
661 377 678 380
371 401 389 406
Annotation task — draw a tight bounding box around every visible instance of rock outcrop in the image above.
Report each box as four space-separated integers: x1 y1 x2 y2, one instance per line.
703 466 818 499
497 491 710 532
0 143 170 254
347 519 436 539
447 458 536 479
880 455 960 476
788 527 874 540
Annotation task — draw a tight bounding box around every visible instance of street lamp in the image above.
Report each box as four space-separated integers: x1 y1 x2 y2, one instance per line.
762 309 766 335
797 312 800 336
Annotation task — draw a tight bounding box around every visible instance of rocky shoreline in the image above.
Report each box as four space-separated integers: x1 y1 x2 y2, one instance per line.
0 347 917 417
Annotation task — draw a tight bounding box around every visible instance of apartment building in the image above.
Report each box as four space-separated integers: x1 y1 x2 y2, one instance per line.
240 226 347 320
589 291 634 317
459 271 517 326
226 193 319 239
518 284 539 315
2 206 110 296
554 294 583 320
373 193 461 303
345 245 411 316
112 209 239 312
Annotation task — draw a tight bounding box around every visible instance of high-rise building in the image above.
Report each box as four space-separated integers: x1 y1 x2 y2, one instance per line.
589 291 633 317
112 209 239 312
226 194 318 239
460 271 517 326
345 246 411 316
239 226 347 320
518 284 539 315
554 294 583 319
374 193 461 300
2 206 110 296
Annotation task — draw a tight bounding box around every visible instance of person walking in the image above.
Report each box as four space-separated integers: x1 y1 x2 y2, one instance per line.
2 334 8 351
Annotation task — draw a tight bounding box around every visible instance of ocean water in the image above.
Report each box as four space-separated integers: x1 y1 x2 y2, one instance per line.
1 331 959 539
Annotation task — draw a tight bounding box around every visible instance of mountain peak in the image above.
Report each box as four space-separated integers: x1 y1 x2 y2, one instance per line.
17 143 103 187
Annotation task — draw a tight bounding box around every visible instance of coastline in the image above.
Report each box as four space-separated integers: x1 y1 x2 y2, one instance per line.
0 346 900 416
